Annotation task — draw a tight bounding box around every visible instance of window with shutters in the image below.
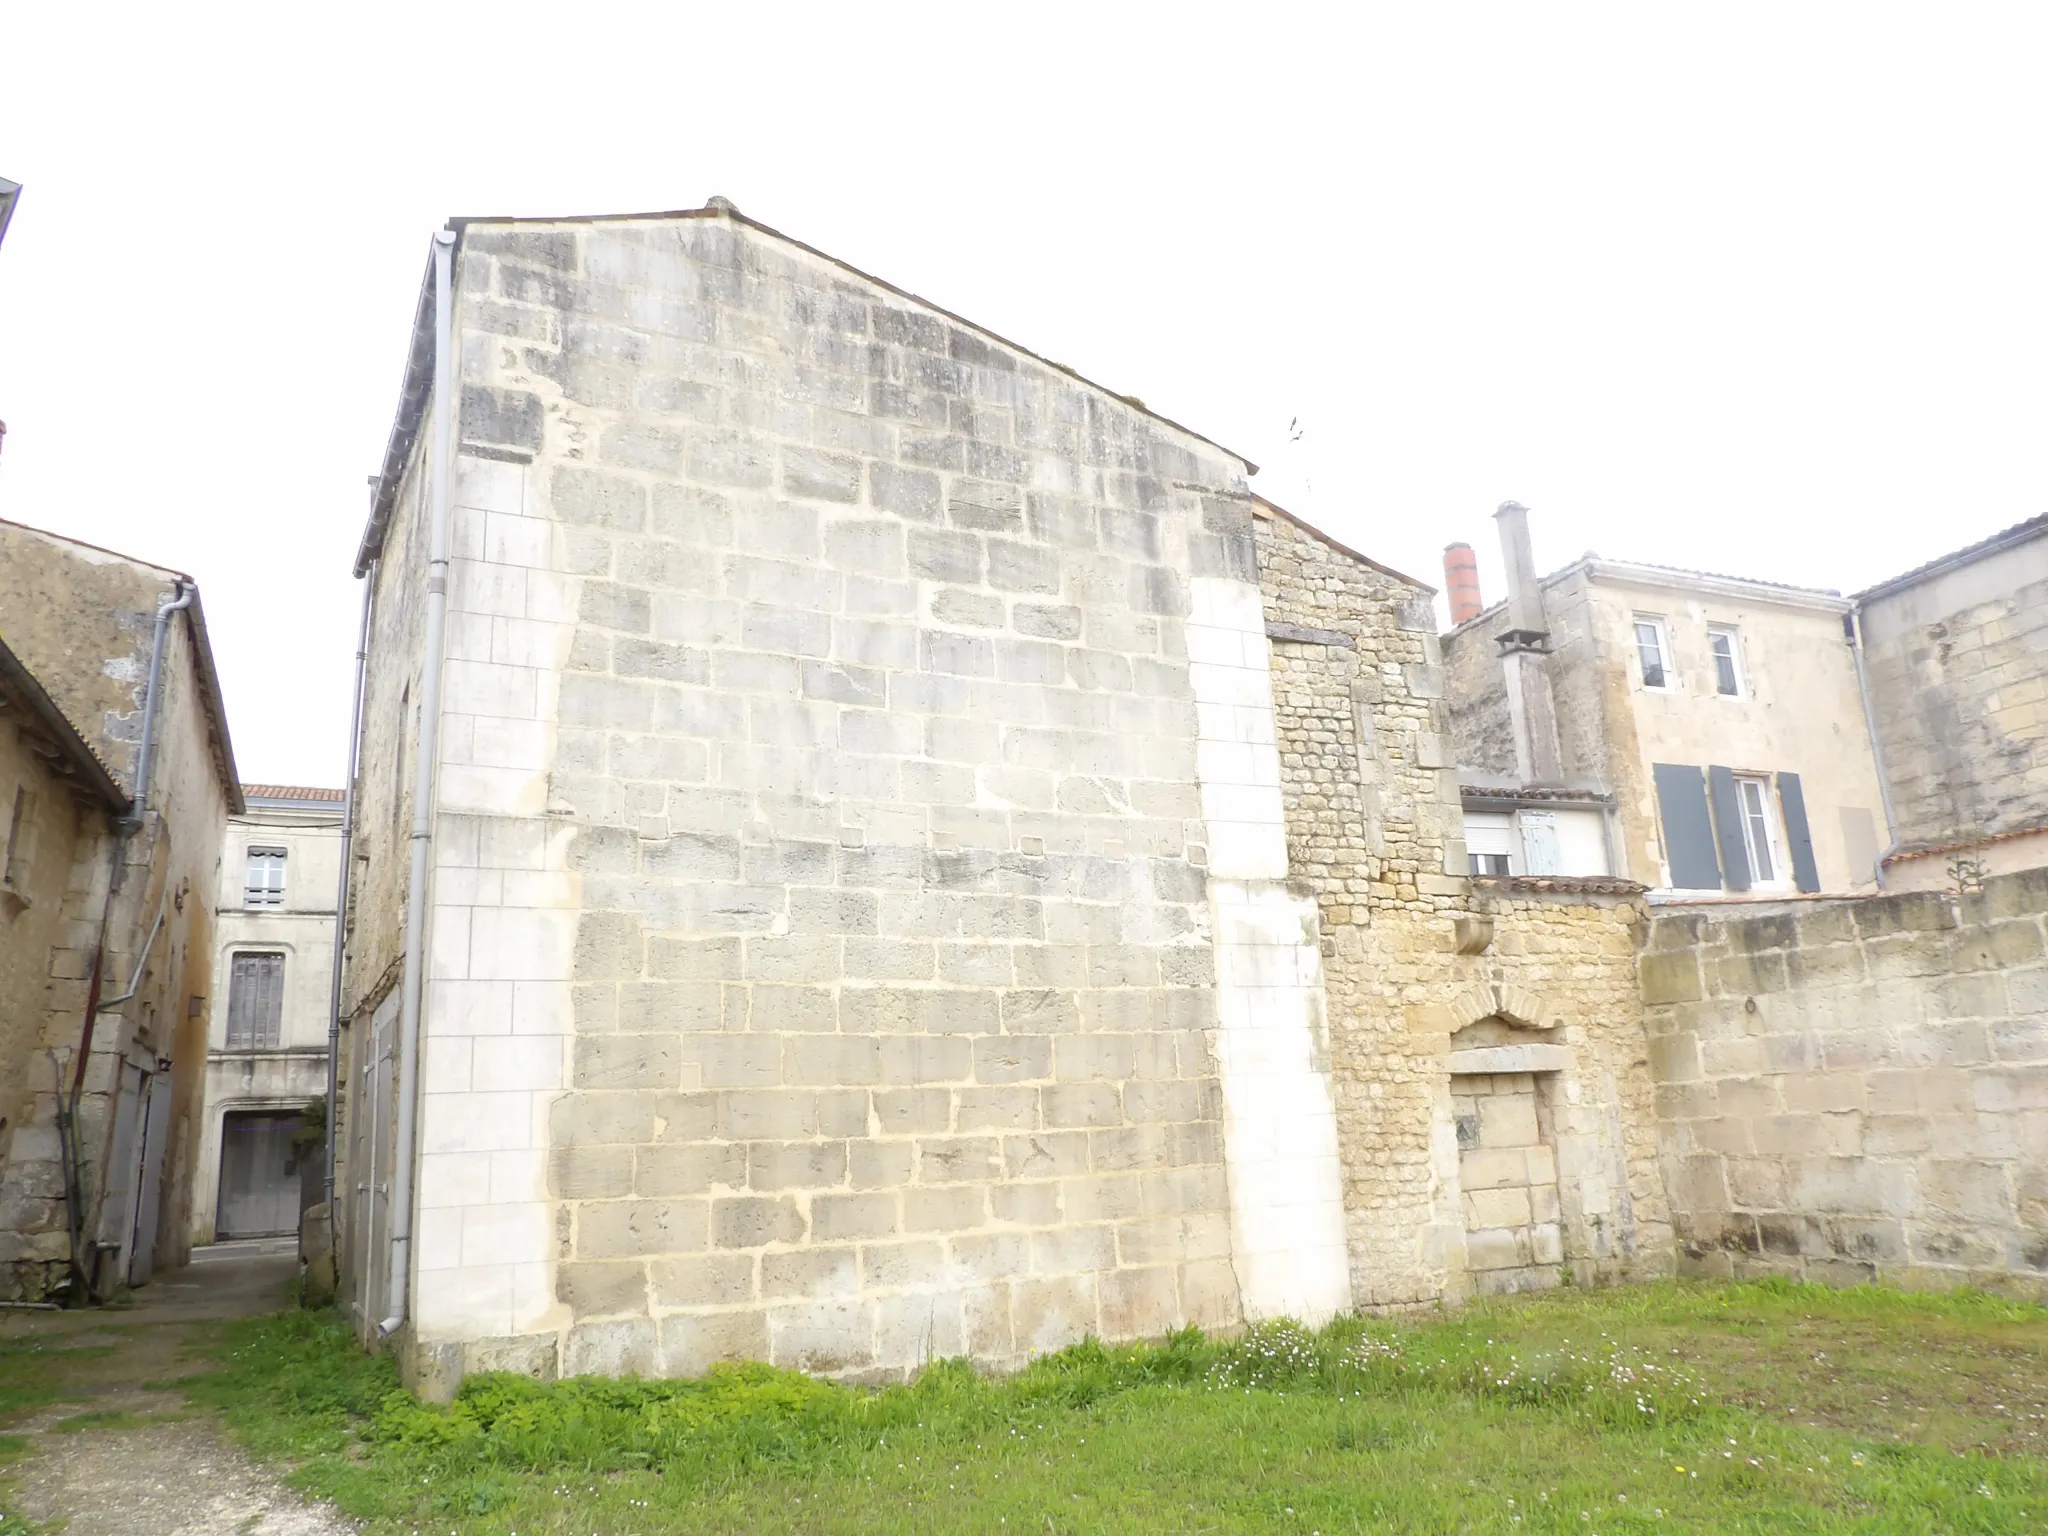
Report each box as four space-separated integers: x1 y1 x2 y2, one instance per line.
225 952 286 1050
1633 616 1673 690
1708 627 1745 697
1735 776 1784 886
244 846 286 906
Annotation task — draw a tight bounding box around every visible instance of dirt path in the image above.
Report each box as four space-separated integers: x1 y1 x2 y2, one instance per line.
0 1240 355 1535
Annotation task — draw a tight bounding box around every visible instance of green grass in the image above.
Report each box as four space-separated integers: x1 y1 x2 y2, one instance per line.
186 1279 2048 1534
0 1341 112 1418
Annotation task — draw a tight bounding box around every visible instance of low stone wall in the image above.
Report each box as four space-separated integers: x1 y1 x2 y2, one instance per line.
1642 869 2048 1295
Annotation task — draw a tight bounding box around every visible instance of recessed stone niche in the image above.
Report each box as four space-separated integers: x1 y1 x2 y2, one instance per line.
1448 1015 1569 1295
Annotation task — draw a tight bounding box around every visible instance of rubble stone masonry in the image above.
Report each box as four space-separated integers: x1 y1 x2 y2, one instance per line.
1252 507 1674 1306
1642 871 2048 1295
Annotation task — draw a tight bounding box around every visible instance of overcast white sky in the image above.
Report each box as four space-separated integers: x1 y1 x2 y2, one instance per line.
1 4 2042 786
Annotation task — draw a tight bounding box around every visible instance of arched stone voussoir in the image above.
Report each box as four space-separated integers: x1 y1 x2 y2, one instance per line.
1491 982 1561 1031
1447 983 1500 1032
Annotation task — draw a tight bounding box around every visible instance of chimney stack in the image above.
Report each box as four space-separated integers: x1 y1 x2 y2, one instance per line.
1442 543 1483 625
1495 501 1546 640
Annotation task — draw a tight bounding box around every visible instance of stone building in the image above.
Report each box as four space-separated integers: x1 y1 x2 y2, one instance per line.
0 517 242 1301
1851 514 2048 892
190 785 344 1244
333 202 1671 1393
1441 504 1890 896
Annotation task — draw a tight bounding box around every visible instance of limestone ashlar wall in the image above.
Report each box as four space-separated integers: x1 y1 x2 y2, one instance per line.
1254 509 1672 1307
1643 871 2048 1293
411 211 1269 1383
1858 532 2048 852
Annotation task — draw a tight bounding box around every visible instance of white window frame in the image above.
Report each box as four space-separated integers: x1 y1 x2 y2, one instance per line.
1734 775 1789 888
244 846 287 907
1708 626 1745 699
1632 615 1675 692
1463 811 1517 877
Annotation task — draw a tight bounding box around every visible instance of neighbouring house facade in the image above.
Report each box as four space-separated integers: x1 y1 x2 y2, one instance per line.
334 203 1674 1396
190 786 344 1245
1852 513 2048 893
1441 504 1891 898
0 518 242 1301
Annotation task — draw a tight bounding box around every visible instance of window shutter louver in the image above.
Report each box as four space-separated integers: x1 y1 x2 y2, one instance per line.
1706 765 1751 891
1652 763 1722 890
1777 772 1822 893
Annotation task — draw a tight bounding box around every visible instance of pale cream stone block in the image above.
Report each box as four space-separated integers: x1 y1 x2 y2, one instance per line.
420 1151 493 1210
484 512 552 568
423 1036 472 1094
511 981 574 1034
471 1035 566 1093
487 1148 549 1204
500 869 578 908
430 979 515 1036
429 904 471 979
415 1264 513 1339
469 716 552 772
457 455 527 516
417 1209 465 1271
461 1201 552 1267
420 1090 535 1154
438 764 547 817
443 659 540 720
468 906 575 981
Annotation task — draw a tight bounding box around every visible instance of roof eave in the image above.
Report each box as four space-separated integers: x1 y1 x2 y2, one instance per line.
0 638 131 815
1852 513 2048 605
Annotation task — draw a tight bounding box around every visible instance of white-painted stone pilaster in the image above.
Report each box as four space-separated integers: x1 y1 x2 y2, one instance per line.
412 454 576 1346
1187 576 1353 1323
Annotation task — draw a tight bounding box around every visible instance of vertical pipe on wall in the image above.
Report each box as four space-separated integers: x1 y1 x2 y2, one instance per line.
1846 606 1901 888
325 572 375 1211
381 229 457 1337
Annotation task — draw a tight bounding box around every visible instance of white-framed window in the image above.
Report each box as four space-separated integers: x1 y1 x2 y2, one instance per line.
1735 775 1784 885
244 846 287 907
1708 626 1745 698
225 951 286 1049
1633 615 1673 690
1464 811 1516 877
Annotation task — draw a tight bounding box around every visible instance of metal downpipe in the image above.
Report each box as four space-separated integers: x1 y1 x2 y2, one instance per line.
381 229 457 1339
326 573 375 1212
1847 606 1902 889
58 578 191 1301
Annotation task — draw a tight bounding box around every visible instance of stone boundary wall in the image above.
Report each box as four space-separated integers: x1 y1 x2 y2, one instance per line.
1643 869 2048 1294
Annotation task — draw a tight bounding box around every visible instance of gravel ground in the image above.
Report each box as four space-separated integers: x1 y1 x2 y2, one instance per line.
1 1241 354 1535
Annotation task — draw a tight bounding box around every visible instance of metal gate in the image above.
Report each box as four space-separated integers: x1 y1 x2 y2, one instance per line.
215 1111 303 1239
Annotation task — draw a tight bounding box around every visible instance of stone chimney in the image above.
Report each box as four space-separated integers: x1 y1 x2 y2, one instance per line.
1493 501 1563 784
1442 543 1483 625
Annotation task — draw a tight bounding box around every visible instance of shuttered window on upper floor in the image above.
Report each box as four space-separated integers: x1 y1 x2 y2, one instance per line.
225 952 285 1050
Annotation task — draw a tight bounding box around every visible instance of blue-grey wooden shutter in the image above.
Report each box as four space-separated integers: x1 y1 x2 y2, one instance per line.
1652 763 1722 890
1777 771 1821 893
1706 765 1751 891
